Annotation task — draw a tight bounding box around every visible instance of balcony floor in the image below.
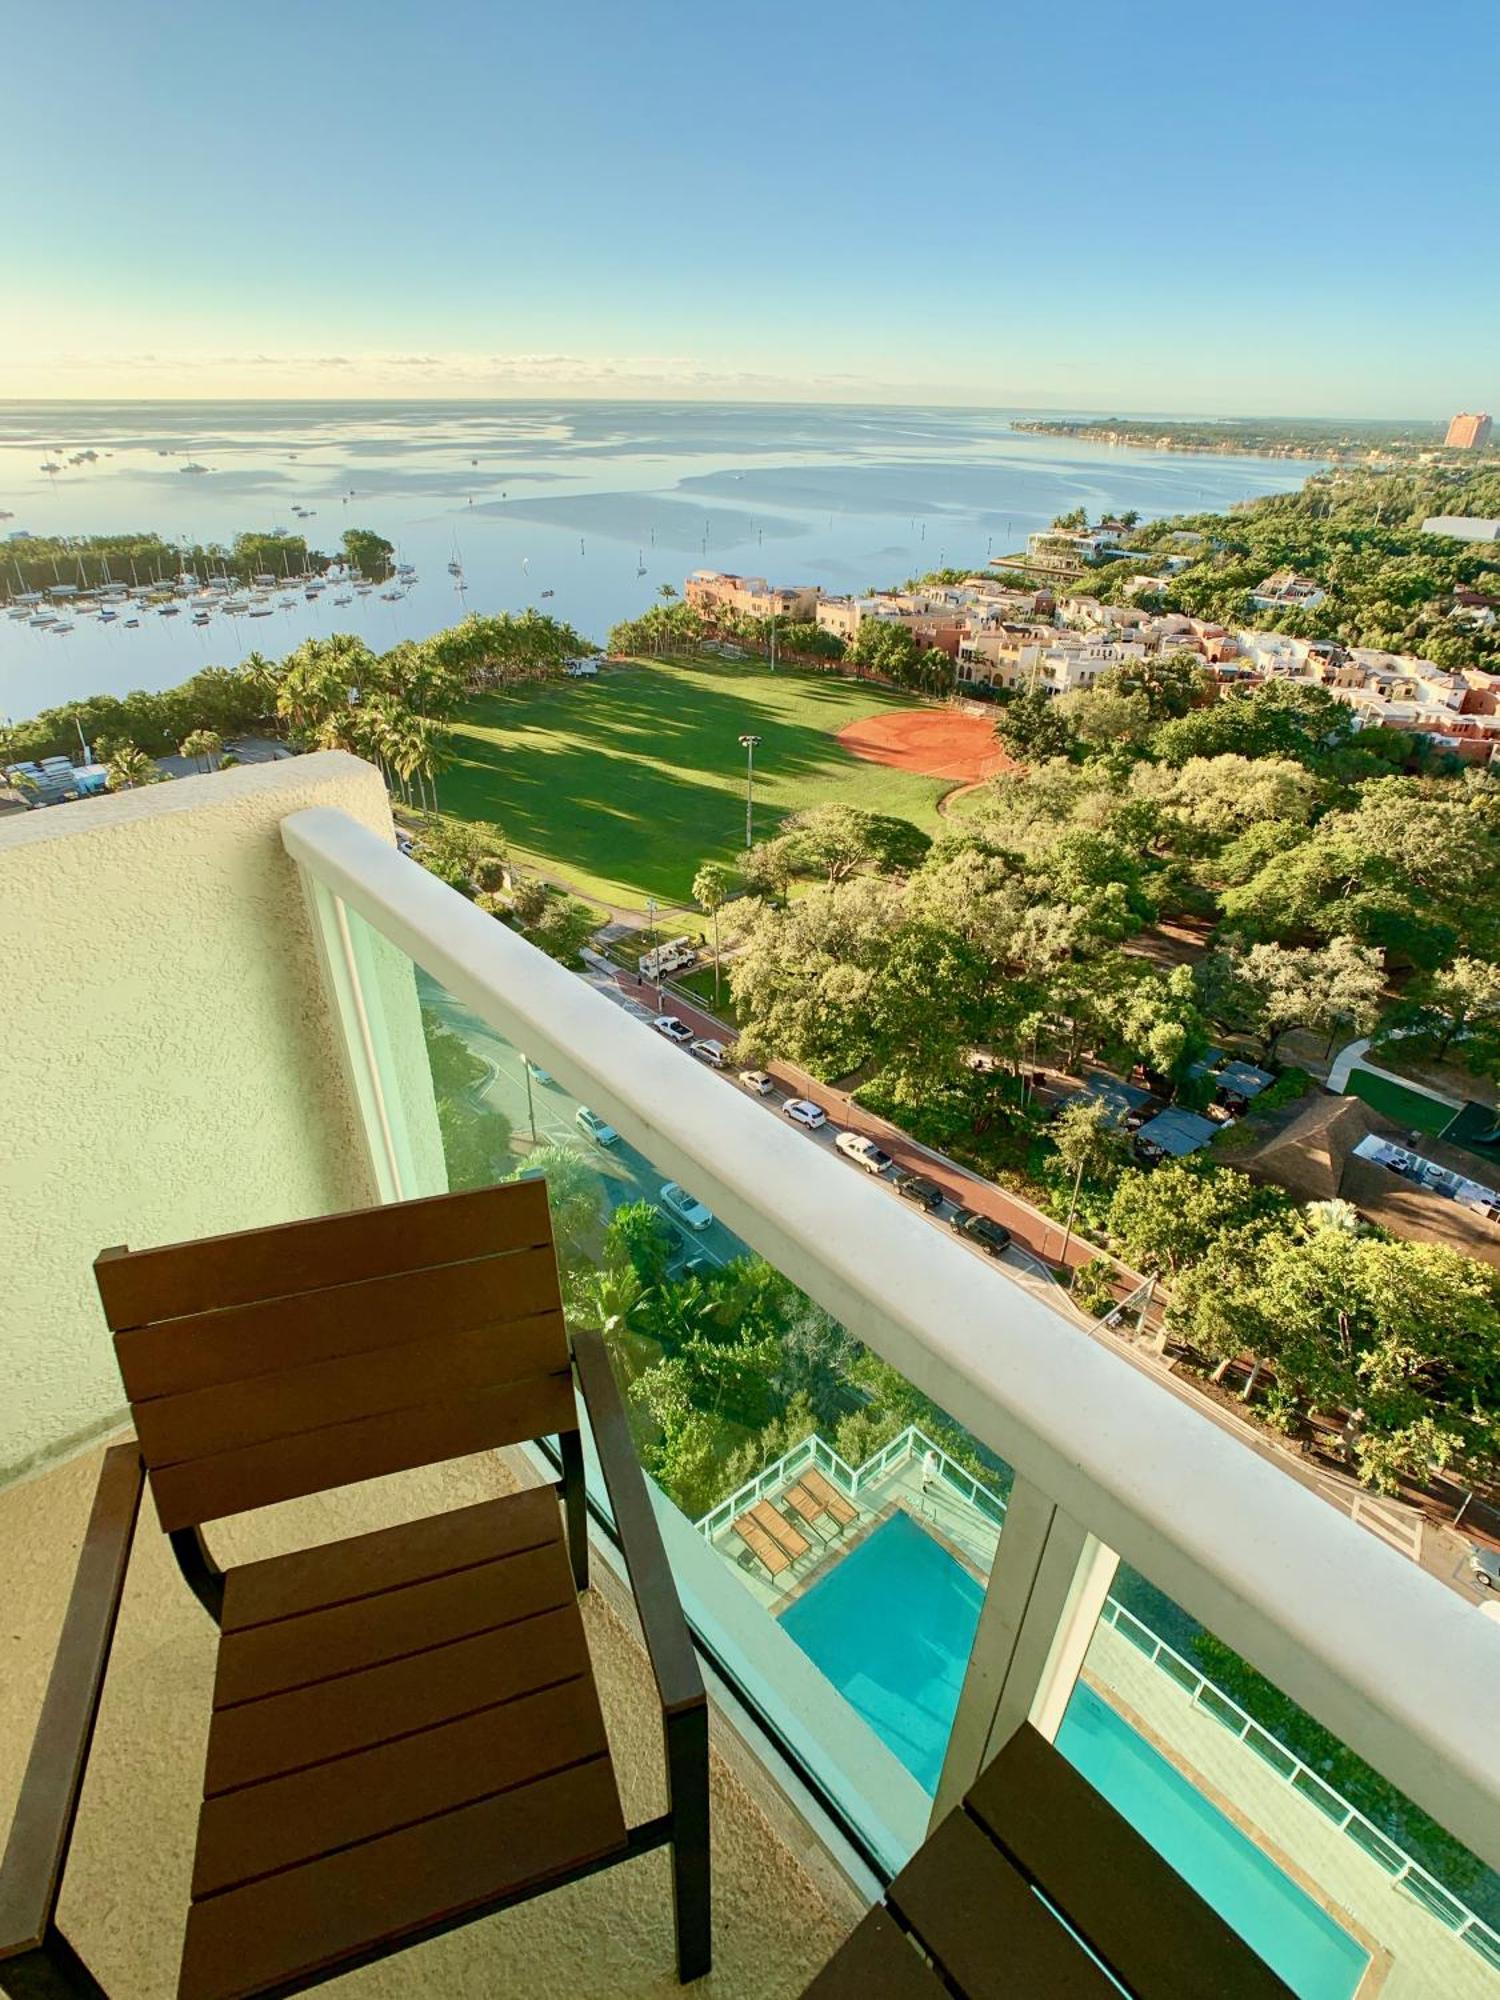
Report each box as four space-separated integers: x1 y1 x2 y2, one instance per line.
2 1443 856 2000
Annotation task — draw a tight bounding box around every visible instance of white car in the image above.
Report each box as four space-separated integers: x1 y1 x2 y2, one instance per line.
835 1132 893 1175
575 1106 619 1147
652 1015 694 1044
783 1098 827 1131
739 1070 774 1096
690 1038 728 1068
659 1182 714 1232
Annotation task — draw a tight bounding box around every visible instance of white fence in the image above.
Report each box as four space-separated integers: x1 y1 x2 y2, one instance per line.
700 1430 1500 1971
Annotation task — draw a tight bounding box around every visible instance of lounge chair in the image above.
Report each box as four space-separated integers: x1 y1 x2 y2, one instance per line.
731 1512 790 1578
0 1182 711 1999
749 1498 812 1562
802 1467 857 1529
783 1479 838 1537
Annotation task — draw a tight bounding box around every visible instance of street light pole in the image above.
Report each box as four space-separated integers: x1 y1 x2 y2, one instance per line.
738 733 761 851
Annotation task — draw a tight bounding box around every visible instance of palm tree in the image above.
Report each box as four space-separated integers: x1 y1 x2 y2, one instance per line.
179 728 223 773
692 861 734 1006
105 744 160 792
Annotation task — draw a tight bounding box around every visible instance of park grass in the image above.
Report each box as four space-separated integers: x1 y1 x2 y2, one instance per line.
439 655 951 906
1343 1067 1458 1137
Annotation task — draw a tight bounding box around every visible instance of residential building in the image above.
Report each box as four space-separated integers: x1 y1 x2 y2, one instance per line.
1444 411 1494 451
684 570 822 622
1250 570 1327 612
3 755 1500 1999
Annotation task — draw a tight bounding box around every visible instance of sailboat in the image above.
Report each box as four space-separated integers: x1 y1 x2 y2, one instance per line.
637 550 647 577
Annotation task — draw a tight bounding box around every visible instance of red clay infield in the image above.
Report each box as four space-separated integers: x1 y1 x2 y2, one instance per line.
836 707 1015 783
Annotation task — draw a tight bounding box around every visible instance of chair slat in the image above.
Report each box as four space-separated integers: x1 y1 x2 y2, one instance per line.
194 1678 610 1896
205 1606 590 1794
150 1372 576 1531
114 1245 563 1401
800 1908 950 1999
222 1485 561 1631
178 1758 628 2000
215 1536 577 1707
133 1312 567 1466
96 1180 553 1328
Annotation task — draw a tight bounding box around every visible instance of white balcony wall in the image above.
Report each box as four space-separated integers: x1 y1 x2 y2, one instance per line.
0 752 441 1480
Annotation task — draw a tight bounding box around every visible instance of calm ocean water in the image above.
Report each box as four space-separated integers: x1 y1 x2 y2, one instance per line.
0 401 1308 720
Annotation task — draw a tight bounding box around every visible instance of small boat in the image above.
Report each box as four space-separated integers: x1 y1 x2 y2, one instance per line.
192 612 212 625
29 613 55 627
355 583 373 595
99 608 117 621
540 589 555 599
50 621 74 634
278 596 296 609
248 605 273 617
180 462 209 475
158 604 181 617
380 589 401 601
7 605 32 620
124 617 140 628
40 461 60 473
333 593 352 605
447 560 463 575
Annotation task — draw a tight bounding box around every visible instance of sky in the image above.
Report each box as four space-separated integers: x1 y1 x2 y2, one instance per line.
2 0 1495 416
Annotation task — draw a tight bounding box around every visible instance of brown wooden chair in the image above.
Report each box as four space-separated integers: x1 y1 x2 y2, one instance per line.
800 1724 1295 1998
0 1182 710 2000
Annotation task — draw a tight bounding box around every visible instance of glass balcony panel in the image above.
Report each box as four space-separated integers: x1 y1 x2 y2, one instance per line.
1056 1562 1500 1999
340 906 1016 1871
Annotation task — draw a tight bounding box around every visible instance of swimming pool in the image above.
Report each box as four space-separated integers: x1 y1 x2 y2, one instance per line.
779 1510 1368 2000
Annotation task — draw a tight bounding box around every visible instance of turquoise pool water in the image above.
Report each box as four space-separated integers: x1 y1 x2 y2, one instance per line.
779 1511 1369 2000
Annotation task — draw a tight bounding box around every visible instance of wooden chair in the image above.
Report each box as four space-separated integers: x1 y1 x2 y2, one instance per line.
800 1724 1294 1998
0 1182 711 2000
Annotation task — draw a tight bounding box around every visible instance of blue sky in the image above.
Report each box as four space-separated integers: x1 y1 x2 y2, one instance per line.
3 0 1494 413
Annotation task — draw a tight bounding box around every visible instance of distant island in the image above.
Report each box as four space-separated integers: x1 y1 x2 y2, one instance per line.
1013 416 1460 462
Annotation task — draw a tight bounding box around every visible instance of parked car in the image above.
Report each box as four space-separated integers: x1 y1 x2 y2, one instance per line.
835 1132 892 1176
395 832 414 857
575 1106 619 1147
526 1059 555 1085
658 1182 714 1232
739 1069 774 1096
783 1098 827 1131
893 1171 945 1213
1468 1545 1500 1591
690 1039 728 1068
948 1207 1013 1257
652 1015 694 1044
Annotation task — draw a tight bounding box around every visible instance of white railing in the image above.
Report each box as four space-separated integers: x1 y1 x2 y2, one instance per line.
696 1424 1007 1540
281 802 1500 1880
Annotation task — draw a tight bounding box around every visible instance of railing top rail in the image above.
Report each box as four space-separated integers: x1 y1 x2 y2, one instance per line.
282 806 1500 1874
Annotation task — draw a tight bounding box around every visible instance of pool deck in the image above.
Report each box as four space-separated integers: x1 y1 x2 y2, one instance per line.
706 1454 1000 1615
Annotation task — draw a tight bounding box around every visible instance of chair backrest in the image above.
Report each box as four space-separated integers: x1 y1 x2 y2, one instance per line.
95 1181 573 1532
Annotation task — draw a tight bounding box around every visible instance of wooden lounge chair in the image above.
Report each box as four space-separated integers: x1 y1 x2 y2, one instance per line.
802 1467 857 1529
749 1498 812 1562
801 1724 1294 1998
731 1513 790 1578
783 1480 836 1536
0 1182 711 2000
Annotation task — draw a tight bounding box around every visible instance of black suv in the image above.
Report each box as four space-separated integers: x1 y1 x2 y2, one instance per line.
894 1172 945 1213
948 1207 1013 1257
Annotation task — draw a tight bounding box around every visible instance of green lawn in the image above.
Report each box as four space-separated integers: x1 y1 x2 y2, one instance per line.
1343 1068 1459 1137
439 656 950 906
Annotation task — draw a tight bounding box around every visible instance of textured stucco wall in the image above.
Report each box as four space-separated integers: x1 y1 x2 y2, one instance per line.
0 753 395 1479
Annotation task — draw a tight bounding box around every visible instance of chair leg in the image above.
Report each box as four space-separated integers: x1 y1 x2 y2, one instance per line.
665 1705 712 1981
